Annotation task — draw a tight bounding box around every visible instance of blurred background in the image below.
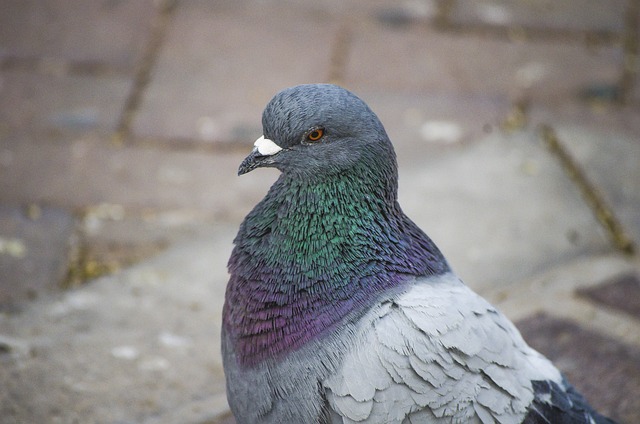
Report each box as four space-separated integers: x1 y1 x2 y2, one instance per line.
0 0 639 423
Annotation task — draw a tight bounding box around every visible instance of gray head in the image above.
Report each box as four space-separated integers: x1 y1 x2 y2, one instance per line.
238 84 396 180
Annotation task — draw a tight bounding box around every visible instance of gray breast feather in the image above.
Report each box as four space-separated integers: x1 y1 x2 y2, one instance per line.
323 273 562 424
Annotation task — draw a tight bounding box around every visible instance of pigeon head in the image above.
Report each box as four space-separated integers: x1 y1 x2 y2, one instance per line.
238 84 395 181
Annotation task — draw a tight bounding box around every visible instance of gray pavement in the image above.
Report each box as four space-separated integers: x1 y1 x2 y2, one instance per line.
1 0 639 423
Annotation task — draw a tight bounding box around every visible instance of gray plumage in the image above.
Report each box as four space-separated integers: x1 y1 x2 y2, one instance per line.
324 274 560 423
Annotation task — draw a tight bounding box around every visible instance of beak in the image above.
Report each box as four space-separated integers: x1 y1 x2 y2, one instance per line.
238 149 265 175
237 136 283 176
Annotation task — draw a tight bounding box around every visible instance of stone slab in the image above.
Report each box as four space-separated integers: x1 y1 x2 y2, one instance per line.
0 204 75 310
516 313 640 423
66 206 245 287
577 272 640 319
133 0 339 143
0 70 133 133
396 130 611 291
0 0 155 68
0 229 235 424
351 89 508 153
528 99 640 138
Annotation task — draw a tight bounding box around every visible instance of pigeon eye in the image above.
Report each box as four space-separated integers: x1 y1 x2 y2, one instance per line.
307 128 324 142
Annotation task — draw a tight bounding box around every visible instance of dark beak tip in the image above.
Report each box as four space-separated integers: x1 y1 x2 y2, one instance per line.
238 150 261 176
237 161 251 176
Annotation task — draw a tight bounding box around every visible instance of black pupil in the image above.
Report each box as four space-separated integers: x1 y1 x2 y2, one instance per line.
310 130 321 140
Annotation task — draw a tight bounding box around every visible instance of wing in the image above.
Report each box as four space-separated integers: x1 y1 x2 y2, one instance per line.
323 273 563 424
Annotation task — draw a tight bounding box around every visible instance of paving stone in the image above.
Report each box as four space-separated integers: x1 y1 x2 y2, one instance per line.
351 89 508 153
529 97 640 137
517 313 640 423
0 70 133 133
577 272 640 319
449 0 627 33
0 230 234 424
65 206 239 286
133 0 339 143
0 0 156 68
396 130 611 291
0 204 74 310
545 123 640 248
344 24 620 104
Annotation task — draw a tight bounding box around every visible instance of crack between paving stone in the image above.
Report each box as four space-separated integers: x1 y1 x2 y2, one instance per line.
326 23 352 85
0 55 132 77
61 204 189 288
434 0 455 28
618 0 640 105
433 21 621 45
114 0 177 146
62 206 129 288
539 125 636 256
502 98 530 132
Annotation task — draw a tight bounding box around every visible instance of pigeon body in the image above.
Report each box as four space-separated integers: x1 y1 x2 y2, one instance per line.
222 84 616 424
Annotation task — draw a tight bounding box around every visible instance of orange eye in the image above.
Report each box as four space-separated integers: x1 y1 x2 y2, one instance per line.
307 128 324 141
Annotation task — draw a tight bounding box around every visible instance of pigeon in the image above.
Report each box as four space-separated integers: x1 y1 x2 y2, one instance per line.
222 84 617 424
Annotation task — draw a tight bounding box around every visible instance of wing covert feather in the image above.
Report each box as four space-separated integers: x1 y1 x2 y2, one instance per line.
324 274 562 423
